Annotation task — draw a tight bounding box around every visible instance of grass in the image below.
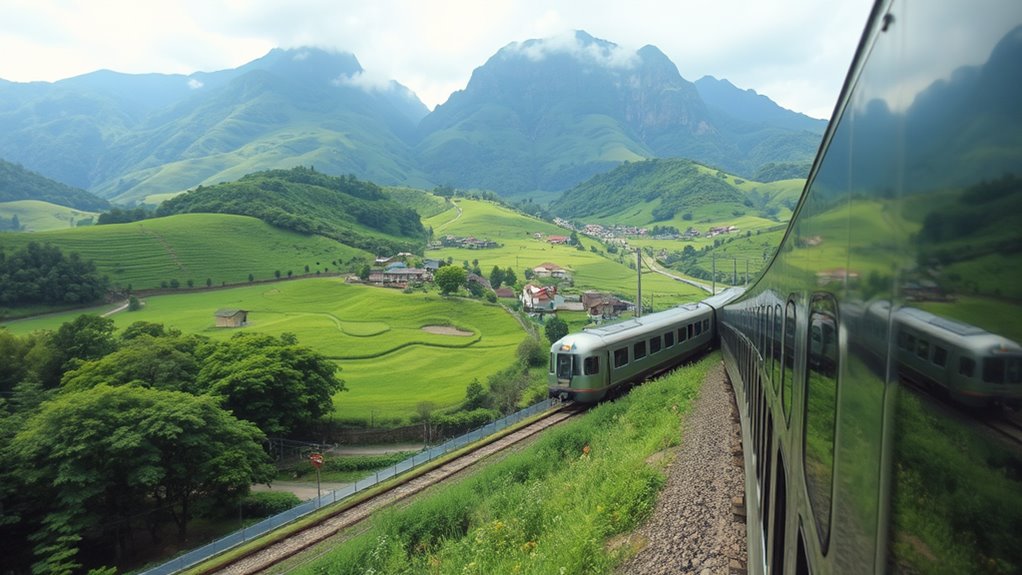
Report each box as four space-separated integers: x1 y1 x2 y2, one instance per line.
0 213 369 291
287 352 719 575
0 199 99 232
1 278 525 423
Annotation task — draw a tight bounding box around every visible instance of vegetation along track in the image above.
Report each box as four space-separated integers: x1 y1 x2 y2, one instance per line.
204 402 584 575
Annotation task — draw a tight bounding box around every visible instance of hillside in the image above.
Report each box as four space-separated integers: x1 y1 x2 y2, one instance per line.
156 167 426 255
551 158 800 224
0 200 99 232
0 213 369 291
0 159 109 211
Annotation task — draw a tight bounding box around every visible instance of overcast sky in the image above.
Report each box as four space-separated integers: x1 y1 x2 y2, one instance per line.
0 0 875 119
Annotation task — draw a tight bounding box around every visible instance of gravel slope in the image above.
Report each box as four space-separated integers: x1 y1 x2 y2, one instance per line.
616 361 747 575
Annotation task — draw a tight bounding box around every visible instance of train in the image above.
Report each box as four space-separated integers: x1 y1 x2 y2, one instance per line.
556 1 1022 573
717 1 1022 573
547 288 742 402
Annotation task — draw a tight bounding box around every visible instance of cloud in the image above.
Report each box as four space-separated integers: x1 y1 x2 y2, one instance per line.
504 31 639 69
187 78 204 89
333 70 393 93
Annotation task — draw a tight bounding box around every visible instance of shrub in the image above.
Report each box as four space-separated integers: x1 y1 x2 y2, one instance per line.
517 336 547 368
240 491 301 517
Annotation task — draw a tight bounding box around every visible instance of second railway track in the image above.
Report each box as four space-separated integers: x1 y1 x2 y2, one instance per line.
206 402 584 575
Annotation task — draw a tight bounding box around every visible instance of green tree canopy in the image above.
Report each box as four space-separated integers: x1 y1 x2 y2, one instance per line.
544 316 570 344
8 385 273 572
197 333 345 436
434 265 467 295
61 335 206 394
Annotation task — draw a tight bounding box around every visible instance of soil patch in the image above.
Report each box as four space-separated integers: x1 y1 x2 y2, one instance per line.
421 325 473 336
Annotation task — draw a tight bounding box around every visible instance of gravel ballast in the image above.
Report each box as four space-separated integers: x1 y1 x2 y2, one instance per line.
616 360 747 575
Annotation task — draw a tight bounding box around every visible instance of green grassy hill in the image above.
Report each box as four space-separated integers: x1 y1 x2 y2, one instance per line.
0 213 369 291
157 167 426 255
1 278 524 423
0 200 99 231
0 158 110 211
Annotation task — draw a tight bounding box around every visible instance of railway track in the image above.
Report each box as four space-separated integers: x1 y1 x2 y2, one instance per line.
203 401 583 575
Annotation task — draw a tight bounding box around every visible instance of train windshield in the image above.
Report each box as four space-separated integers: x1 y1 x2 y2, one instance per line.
556 354 574 380
982 356 1022 385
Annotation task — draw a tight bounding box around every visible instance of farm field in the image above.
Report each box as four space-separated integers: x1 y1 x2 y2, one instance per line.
425 199 707 307
0 213 369 291
0 199 98 232
1 277 525 423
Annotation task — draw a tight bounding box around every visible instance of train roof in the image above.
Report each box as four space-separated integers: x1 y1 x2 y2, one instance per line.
551 301 713 352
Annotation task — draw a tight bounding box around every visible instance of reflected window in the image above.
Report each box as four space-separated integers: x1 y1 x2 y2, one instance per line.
804 294 839 550
614 348 628 368
549 353 554 373
783 300 796 420
695 321 703 336
916 339 929 360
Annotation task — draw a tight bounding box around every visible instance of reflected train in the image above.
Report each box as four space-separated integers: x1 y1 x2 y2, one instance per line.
558 1 1022 573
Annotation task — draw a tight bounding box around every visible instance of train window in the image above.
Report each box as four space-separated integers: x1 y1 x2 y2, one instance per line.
634 341 647 360
695 321 703 336
549 353 554 373
614 348 628 368
688 324 695 339
678 326 688 342
783 300 796 421
650 335 662 354
804 293 839 552
932 345 948 367
664 331 675 347
773 304 782 392
905 333 917 352
556 354 574 380
584 356 600 375
959 356 976 378
915 338 929 360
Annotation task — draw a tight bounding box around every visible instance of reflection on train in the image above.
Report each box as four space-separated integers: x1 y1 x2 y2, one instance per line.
717 1 1022 574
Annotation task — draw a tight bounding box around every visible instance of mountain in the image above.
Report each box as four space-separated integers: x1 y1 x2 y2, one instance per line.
0 159 109 211
418 31 822 194
0 35 823 201
694 76 827 133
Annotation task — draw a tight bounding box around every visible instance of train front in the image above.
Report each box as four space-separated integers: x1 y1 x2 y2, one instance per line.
548 331 610 403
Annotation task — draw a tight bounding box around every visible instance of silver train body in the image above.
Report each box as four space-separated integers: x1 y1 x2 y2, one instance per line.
548 288 741 402
720 2 1022 574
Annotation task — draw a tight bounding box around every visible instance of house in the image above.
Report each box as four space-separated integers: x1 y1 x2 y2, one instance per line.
581 291 628 320
546 235 569 245
532 262 570 279
214 308 248 328
494 287 516 299
522 284 563 312
423 259 443 272
466 273 492 290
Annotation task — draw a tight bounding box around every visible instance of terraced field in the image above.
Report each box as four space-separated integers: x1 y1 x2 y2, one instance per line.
2 278 524 422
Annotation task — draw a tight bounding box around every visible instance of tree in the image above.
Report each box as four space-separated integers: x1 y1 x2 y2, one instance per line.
433 265 467 295
274 270 281 279
358 264 371 281
487 366 530 415
169 278 180 289
206 278 212 287
517 336 547 367
544 316 569 344
8 385 273 571
127 295 141 311
489 266 505 289
50 315 117 376
503 267 517 288
196 333 345 436
61 335 204 394
248 273 255 282
415 401 436 442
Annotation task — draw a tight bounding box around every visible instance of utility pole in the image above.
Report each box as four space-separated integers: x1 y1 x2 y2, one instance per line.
712 252 716 295
733 257 737 286
636 249 642 317
746 259 750 286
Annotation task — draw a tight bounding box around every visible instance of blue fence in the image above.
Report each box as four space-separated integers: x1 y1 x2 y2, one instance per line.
140 398 554 575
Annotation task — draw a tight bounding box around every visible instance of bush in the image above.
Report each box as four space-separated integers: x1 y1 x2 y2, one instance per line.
240 491 301 517
517 336 547 368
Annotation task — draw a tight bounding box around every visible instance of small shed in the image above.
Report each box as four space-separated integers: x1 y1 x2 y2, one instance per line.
214 308 249 328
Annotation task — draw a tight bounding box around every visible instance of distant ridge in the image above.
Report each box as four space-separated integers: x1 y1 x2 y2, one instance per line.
0 159 109 211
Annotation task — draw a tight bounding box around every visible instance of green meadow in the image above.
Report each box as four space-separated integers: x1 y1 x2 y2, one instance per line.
2 278 525 423
0 200 99 232
425 199 706 307
0 213 368 291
